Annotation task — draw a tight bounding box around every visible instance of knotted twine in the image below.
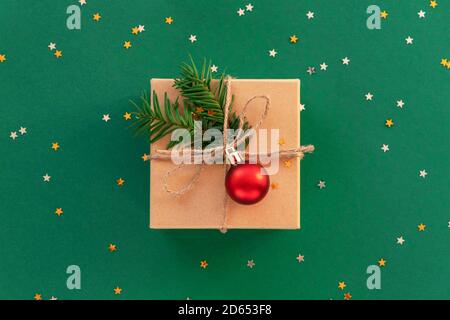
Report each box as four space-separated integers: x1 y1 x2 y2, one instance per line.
150 77 314 233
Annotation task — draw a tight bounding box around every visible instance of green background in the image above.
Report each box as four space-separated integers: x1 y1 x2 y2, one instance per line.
0 0 448 300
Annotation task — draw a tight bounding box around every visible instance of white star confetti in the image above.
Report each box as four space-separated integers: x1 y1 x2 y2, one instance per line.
247 260 255 268
307 66 316 75
318 180 326 189
19 127 27 135
246 3 253 11
10 131 18 140
138 25 145 33
78 0 86 5
418 10 426 18
48 42 56 51
188 35 197 43
365 92 373 101
102 114 110 122
342 57 350 65
237 8 245 16
50 296 58 300
306 11 314 19
299 103 305 112
381 144 390 152
397 236 405 245
405 36 414 45
268 49 277 57
320 62 328 71
419 169 428 178
210 65 218 73
43 173 51 182
296 254 305 263
396 100 405 108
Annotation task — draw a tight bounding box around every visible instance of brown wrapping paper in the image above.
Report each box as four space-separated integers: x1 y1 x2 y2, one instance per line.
150 79 301 229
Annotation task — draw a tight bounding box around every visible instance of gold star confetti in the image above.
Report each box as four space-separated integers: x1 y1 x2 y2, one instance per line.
440 58 447 67
290 35 299 43
108 244 117 252
113 287 122 295
196 107 204 113
0 54 6 63
385 119 394 127
51 142 60 151
55 208 63 216
278 138 285 146
344 292 352 300
123 112 132 120
131 27 139 35
418 223 426 231
93 13 101 22
34 293 42 300
54 50 62 58
207 110 215 116
430 1 438 8
283 160 292 168
378 258 386 267
116 178 125 186
338 282 346 290
380 10 389 19
142 153 149 161
271 182 279 190
446 61 450 69
200 260 208 269
165 17 173 24
123 41 132 49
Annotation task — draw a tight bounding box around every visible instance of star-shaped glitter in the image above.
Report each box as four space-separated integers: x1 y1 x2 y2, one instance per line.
405 36 414 45
344 292 352 300
48 42 56 51
210 65 218 73
378 258 386 267
116 178 125 186
200 260 208 269
237 8 245 16
142 153 149 161
441 58 448 67
380 10 388 19
271 182 279 190
318 180 326 189
418 10 426 18
50 296 58 300
108 244 117 252
430 1 438 9
247 260 255 268
419 169 428 178
189 35 197 43
54 50 62 58
93 13 101 22
338 282 346 290
138 25 145 33
51 142 60 151
123 112 132 120
307 67 316 75
0 54 6 63
306 11 314 19
290 35 298 43
102 114 110 122
123 41 132 49
299 103 306 111
418 223 426 231
113 287 122 295
283 160 292 168
131 27 139 35
43 174 51 182
365 92 373 101
78 0 86 5
381 144 389 152
10 131 18 140
34 293 42 300
320 62 328 71
165 17 173 24
278 138 285 146
296 254 304 263
19 127 27 135
55 208 63 216
246 3 253 11
385 119 394 127
396 100 405 108
268 49 277 57
342 57 350 65
396 236 405 245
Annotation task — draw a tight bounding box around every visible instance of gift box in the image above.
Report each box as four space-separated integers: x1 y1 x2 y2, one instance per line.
149 78 302 229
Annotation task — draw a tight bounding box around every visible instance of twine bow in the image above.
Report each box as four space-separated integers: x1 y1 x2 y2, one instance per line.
150 77 314 233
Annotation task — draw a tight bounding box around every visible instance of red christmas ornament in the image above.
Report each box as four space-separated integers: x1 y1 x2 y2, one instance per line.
225 163 270 205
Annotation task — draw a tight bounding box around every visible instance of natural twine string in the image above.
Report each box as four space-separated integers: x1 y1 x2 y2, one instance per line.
150 77 314 233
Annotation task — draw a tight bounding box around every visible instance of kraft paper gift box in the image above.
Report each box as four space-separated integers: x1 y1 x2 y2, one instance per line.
150 78 301 229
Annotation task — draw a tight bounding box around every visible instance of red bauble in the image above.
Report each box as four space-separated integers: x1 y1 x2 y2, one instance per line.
225 163 270 205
